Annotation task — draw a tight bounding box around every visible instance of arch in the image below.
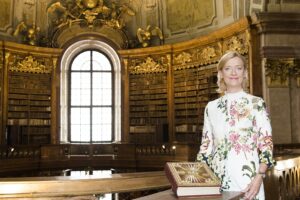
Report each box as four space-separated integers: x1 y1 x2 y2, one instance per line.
60 39 121 143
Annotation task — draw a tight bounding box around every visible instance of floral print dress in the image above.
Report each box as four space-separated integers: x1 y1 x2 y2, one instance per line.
197 91 275 200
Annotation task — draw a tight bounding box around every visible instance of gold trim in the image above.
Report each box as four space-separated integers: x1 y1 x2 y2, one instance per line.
174 52 192 65
9 55 51 74
223 33 249 54
129 56 168 74
265 58 299 87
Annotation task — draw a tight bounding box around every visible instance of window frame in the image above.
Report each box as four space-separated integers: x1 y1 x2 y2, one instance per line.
68 49 115 143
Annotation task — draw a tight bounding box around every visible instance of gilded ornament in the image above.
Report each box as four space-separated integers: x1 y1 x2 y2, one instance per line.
13 22 40 46
224 34 248 54
47 0 135 29
174 52 192 65
129 56 167 74
265 58 300 87
136 25 164 47
200 46 217 63
10 56 51 74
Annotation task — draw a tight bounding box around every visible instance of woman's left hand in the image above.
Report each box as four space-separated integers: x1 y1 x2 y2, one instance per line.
242 175 263 200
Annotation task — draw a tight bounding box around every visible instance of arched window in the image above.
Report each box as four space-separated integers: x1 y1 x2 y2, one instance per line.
69 50 113 142
60 40 121 143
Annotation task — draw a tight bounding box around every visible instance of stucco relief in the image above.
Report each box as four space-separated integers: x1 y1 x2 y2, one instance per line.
165 0 215 33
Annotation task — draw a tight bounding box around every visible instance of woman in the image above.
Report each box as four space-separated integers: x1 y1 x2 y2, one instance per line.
197 51 275 200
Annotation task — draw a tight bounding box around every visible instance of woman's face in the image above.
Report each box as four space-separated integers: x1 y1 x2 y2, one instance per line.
219 56 245 93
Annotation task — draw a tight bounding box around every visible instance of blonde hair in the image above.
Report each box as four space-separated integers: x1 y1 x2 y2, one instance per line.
216 51 248 94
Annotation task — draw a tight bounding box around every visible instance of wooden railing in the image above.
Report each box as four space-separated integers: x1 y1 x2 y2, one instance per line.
0 171 170 199
0 143 199 175
1 144 300 199
0 156 300 200
265 156 300 199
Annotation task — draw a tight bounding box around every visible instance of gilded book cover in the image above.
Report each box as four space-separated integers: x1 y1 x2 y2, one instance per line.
165 162 221 197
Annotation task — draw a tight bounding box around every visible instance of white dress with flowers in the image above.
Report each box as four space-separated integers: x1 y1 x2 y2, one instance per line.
197 91 275 200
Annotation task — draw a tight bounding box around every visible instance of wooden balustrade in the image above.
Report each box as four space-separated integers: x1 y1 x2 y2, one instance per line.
1 144 300 199
0 143 199 175
0 171 170 199
265 156 300 199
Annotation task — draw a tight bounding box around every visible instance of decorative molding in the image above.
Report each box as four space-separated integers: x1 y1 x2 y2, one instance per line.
128 56 169 74
174 52 192 65
8 55 52 74
223 33 249 54
199 45 221 64
173 44 221 70
265 58 300 87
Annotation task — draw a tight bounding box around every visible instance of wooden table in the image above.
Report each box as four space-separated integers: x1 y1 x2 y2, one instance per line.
134 189 243 200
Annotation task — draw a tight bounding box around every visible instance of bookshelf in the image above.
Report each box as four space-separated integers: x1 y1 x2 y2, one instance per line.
7 72 51 144
129 72 168 143
174 65 218 142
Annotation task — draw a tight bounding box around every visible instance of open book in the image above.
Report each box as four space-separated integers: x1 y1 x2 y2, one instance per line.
164 162 221 197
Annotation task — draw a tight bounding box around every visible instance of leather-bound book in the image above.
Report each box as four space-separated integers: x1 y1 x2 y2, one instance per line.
164 162 221 197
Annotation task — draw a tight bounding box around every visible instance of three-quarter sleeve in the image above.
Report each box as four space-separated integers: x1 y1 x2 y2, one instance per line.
255 98 276 168
196 104 214 166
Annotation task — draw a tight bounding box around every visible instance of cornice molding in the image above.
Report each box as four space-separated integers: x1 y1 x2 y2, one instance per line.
251 12 300 34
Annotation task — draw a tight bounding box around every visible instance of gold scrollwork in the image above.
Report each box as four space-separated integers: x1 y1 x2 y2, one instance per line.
129 56 168 74
47 0 135 30
136 25 164 48
199 46 218 64
9 55 51 74
13 22 40 46
174 52 192 65
265 58 300 87
224 34 248 54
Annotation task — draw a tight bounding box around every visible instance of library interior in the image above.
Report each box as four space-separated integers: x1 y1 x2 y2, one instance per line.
0 0 300 199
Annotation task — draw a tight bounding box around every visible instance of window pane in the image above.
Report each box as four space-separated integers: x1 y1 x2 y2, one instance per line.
71 108 90 142
92 107 112 141
72 51 90 71
93 72 111 105
92 124 112 141
71 125 90 142
71 72 90 89
71 108 90 124
71 73 91 106
92 51 111 71
71 89 90 105
93 107 111 124
93 72 111 89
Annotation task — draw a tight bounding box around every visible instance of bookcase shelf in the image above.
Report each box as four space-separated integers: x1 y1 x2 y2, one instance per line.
129 73 168 143
173 65 218 142
7 72 52 144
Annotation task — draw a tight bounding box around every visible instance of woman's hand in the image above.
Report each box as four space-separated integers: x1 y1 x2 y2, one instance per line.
242 174 263 200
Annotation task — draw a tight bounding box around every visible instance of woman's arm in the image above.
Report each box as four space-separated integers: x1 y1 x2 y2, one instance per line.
196 104 214 166
243 98 275 200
